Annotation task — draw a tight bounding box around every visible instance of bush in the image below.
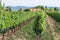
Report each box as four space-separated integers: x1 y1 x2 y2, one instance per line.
24 9 30 11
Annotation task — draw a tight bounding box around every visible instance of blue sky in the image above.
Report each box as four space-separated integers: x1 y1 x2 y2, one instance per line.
2 0 60 7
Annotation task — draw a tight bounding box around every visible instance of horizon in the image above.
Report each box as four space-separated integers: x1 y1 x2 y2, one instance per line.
2 0 60 7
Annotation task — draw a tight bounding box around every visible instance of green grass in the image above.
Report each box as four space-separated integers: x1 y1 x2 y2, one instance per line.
8 19 36 40
42 30 54 40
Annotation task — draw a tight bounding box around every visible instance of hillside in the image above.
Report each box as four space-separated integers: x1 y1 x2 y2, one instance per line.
10 6 34 11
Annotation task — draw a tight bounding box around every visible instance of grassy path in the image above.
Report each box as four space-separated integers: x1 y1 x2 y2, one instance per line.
47 15 59 40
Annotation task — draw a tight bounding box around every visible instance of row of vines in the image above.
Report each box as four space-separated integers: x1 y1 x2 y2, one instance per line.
47 11 60 22
0 8 47 40
0 11 37 33
33 11 47 40
8 11 47 40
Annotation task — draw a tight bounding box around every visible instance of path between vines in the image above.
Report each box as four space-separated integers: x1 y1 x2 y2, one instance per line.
47 15 60 40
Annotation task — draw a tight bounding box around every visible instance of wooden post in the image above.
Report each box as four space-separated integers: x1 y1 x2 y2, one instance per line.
39 34 42 40
7 30 9 37
17 27 19 30
37 16 42 40
37 16 40 40
2 33 5 40
14 28 15 33
11 29 13 34
36 34 40 40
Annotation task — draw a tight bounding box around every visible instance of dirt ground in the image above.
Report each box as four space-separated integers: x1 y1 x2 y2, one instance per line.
47 15 60 40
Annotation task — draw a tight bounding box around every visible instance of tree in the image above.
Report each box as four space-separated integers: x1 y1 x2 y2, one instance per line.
36 5 41 8
0 0 2 10
45 6 47 8
0 0 1 6
0 0 5 11
24 9 30 11
44 6 48 11
36 5 44 10
5 6 12 11
49 7 54 11
40 6 44 10
54 7 59 11
18 8 22 11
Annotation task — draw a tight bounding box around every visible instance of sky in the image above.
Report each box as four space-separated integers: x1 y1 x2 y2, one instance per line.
2 0 60 7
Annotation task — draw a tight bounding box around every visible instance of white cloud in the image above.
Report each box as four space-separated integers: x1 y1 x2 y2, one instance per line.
2 0 60 7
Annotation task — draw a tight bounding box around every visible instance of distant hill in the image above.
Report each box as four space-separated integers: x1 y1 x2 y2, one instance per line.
10 6 34 11
6 6 60 11
47 6 60 10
